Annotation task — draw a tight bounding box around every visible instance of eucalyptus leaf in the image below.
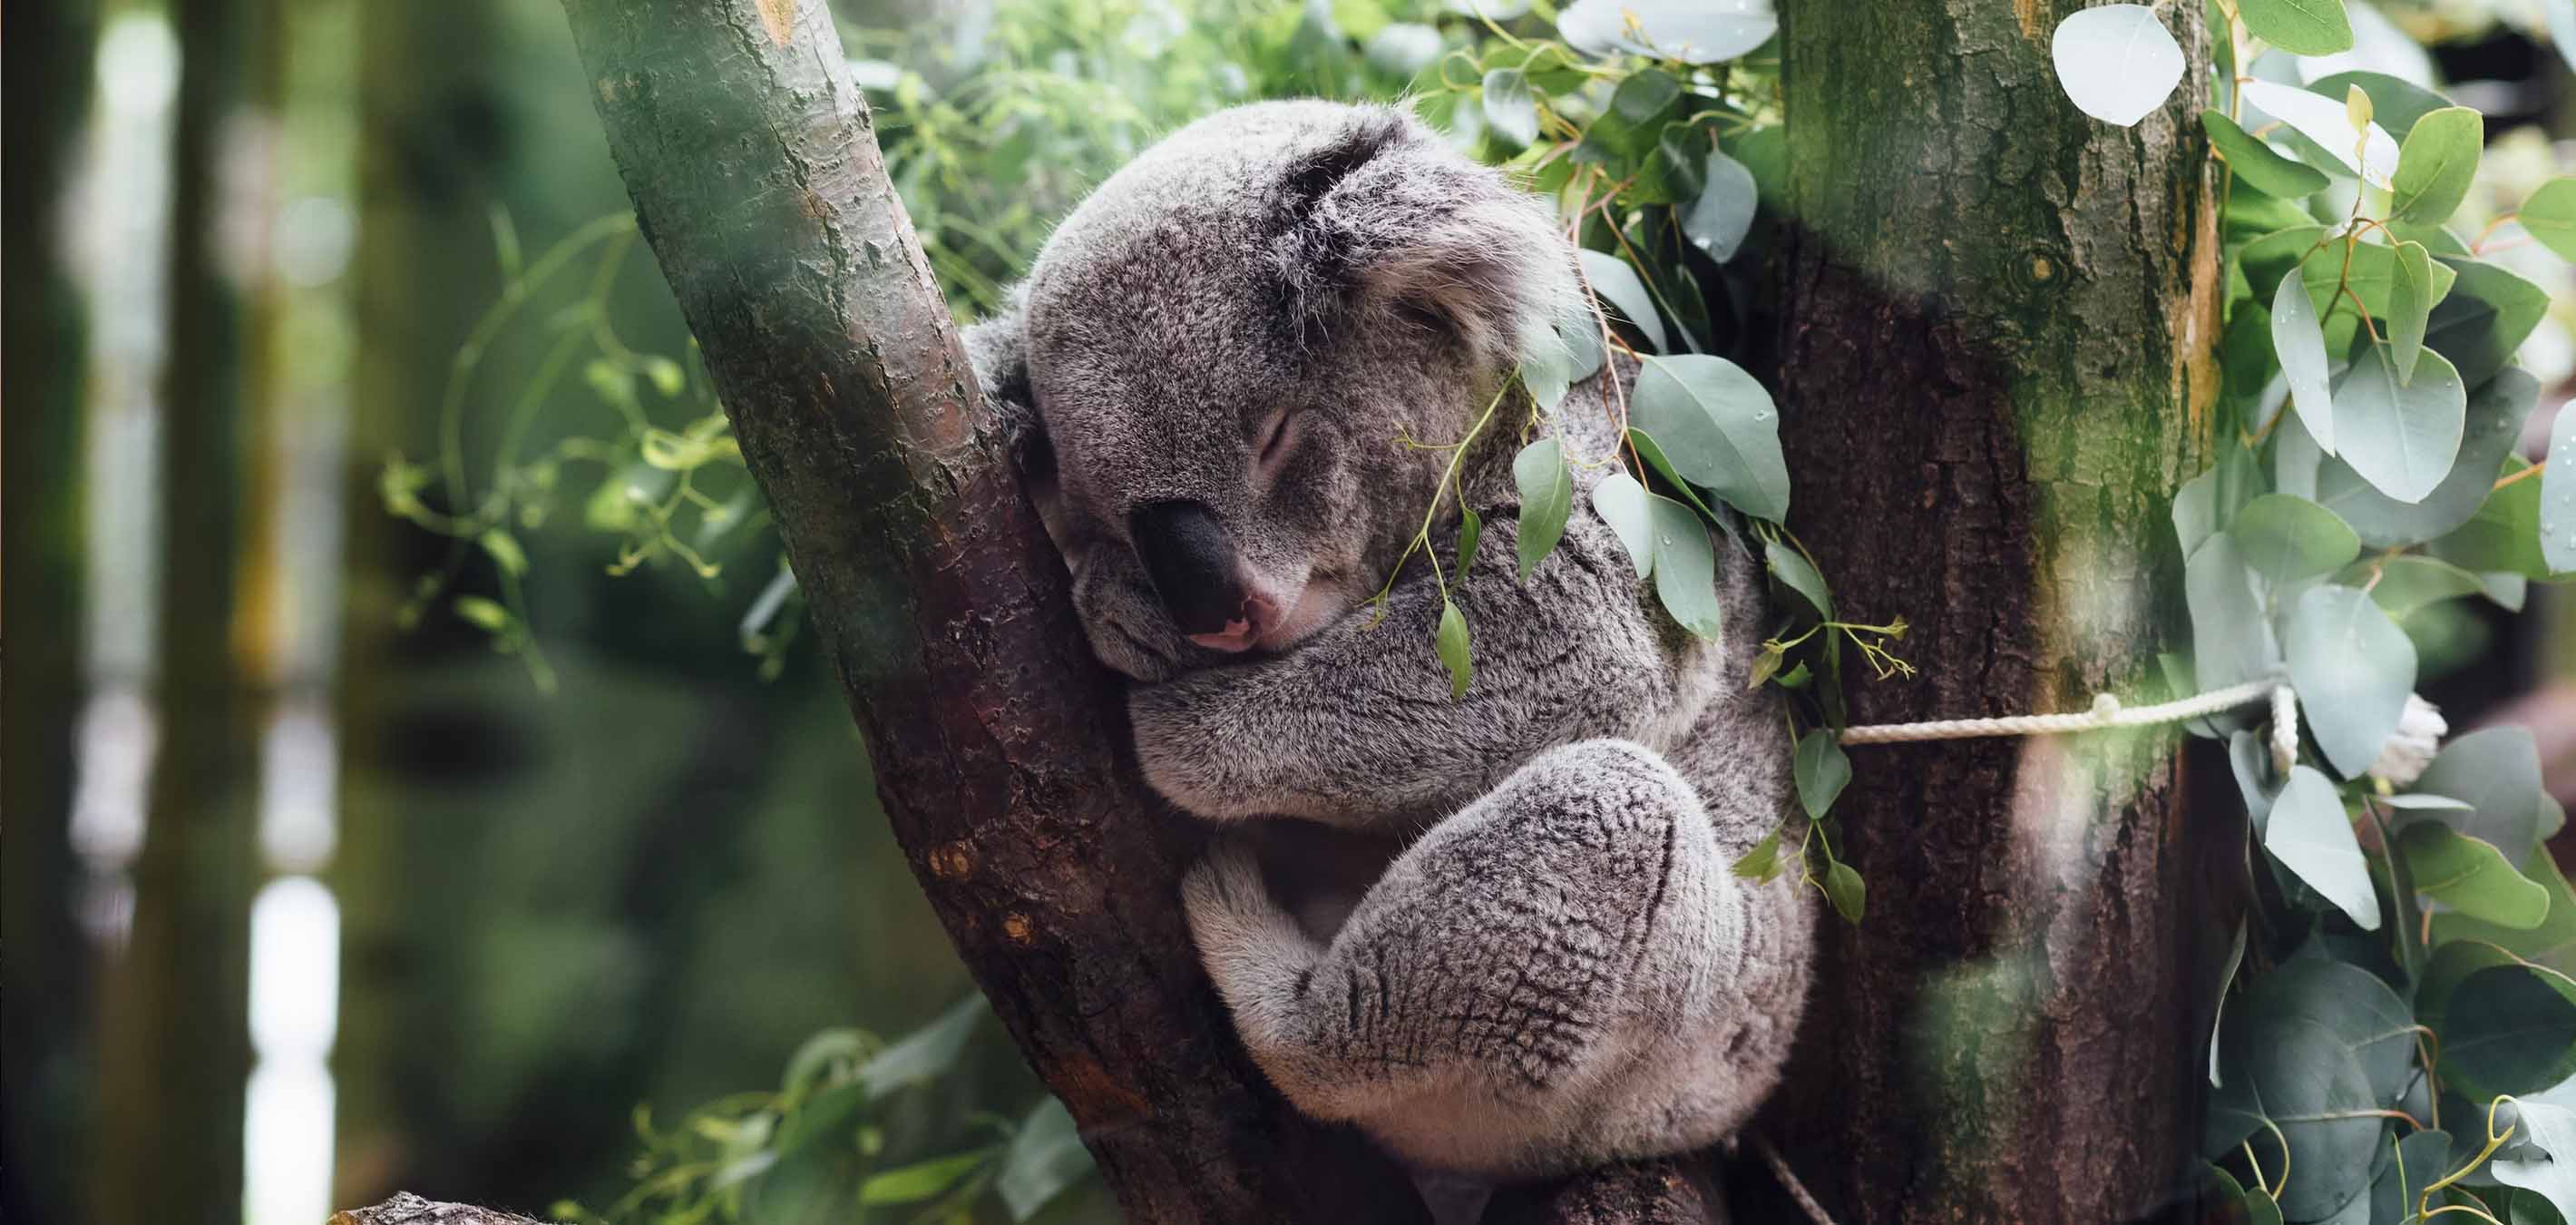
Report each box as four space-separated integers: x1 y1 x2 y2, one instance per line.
1557 0 1775 65
2205 110 2331 199
1647 495 1723 641
2354 554 2485 616
2283 584 2416 779
1436 599 1472 698
1682 148 1760 263
1765 539 1832 621
2522 178 2576 263
2230 1014 2386 1218
1579 249 1667 352
2315 368 2538 547
1593 471 1654 577
2050 5 2186 128
2395 822 2551 930
2440 963 2576 1100
2232 494 2361 582
2243 956 2415 1100
2414 727 2548 870
2432 461 2546 577
2491 1098 2576 1220
1732 827 1783 882
1513 439 1573 581
2386 239 2433 384
996 1097 1095 1221
861 1150 996 1206
2306 71 2452 141
2433 849 2576 978
2332 343 2464 504
2240 0 2355 55
2274 268 2338 454
1629 355 1789 521
2389 106 2482 225
1795 729 1851 820
2187 533 2280 691
860 995 987 1101
1823 861 1865 923
2425 258 2551 387
2243 78 2400 187
2210 920 2248 1087
2545 403 2576 575
2266 766 2382 929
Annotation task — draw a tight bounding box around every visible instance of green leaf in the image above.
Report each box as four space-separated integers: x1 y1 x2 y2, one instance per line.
1732 826 1783 882
1481 69 1537 147
2546 404 2576 575
1576 67 1682 162
1435 598 1472 699
2434 850 2576 978
2210 921 2248 1087
2243 79 2396 187
1593 471 1654 578
859 994 985 1101
2493 1100 2576 1220
2232 494 2360 582
2387 240 2434 384
2433 460 2546 577
2317 368 2539 548
2244 956 2416 1099
2273 266 2337 454
2265 765 2382 929
860 1150 995 1205
453 595 511 632
2415 727 2549 870
2440 963 2576 1099
1823 860 1866 924
1512 439 1573 581
2333 344 2465 504
1456 506 1483 578
2425 259 2552 387
1646 495 1723 641
2241 225 2331 304
996 1097 1094 1221
2283 584 2417 779
1794 730 1850 820
2227 1015 2384 1218
2205 109 2329 199
2049 5 2186 128
2522 178 2576 263
2187 533 2280 691
1626 427 1724 524
1578 249 1666 352
1764 539 1832 621
641 355 686 397
2240 0 2354 54
478 529 529 578
2355 554 2485 616
1629 354 1789 521
2396 822 2551 930
1681 148 1760 263
2390 106 2483 225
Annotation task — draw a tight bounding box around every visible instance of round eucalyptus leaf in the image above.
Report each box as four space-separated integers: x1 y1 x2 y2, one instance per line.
1629 355 1789 521
2239 0 2355 55
2305 71 2453 141
1481 68 1538 147
2050 5 2184 127
2331 343 2464 505
1361 23 1444 76
2232 494 2361 583
2234 1014 2385 1218
2284 584 2417 779
2441 964 2576 1100
2186 533 2281 691
2242 956 2415 1101
2265 764 2383 930
2521 178 2576 263
2414 727 2547 870
2315 368 2537 548
2390 106 2482 225
2543 398 2576 574
2423 259 2550 387
1557 0 1774 65
1681 148 1759 263
2244 78 2399 187
2352 554 2484 616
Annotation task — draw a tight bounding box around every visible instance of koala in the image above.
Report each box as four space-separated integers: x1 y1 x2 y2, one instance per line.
962 101 1816 1191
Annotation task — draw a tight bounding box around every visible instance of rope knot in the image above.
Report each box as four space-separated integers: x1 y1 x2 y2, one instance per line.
2088 693 2122 720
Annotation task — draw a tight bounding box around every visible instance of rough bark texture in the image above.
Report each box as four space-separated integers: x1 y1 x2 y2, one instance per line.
551 2 1708 1220
1765 2 2225 1221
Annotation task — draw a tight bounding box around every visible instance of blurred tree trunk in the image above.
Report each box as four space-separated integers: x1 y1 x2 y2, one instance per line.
548 1 1718 1220
1762 3 2224 1221
93 0 268 1220
3 2 100 1222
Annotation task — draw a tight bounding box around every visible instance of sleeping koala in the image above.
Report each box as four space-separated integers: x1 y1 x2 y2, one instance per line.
962 101 1816 1188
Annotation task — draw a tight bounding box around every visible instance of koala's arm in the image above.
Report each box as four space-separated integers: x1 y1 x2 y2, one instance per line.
1131 511 1710 826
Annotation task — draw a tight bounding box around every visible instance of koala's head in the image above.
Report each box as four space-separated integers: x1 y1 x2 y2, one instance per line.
970 101 1578 681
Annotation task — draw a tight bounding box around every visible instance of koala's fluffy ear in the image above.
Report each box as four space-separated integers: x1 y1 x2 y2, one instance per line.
1267 108 1580 372
961 284 1053 481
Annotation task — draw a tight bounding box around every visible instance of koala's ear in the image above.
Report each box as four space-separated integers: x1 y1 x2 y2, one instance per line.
961 283 1053 481
1267 108 1579 371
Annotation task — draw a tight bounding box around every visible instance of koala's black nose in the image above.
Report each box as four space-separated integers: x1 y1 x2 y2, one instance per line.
1129 500 1245 637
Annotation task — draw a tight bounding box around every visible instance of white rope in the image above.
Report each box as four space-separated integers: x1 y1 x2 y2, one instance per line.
1838 678 2287 746
1755 1135 1838 1225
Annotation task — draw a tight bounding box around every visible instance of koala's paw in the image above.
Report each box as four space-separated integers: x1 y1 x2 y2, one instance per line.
1181 838 1315 1003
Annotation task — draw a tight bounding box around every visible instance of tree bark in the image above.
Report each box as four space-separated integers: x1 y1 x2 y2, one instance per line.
547 2 1717 1220
1765 2 2224 1221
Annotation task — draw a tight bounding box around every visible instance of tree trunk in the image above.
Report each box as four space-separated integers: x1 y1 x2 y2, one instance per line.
94 0 268 1220
550 1 1716 1220
1765 2 2223 1221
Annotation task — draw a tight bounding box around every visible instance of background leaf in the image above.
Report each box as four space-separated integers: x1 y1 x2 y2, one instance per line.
2240 0 2355 55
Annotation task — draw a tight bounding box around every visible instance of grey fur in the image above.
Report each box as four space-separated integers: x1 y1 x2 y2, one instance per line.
964 101 1814 1181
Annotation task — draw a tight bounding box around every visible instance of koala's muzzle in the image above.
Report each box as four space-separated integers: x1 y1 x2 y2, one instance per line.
1130 500 1273 650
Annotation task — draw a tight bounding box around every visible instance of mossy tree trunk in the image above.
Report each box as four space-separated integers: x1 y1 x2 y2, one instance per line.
547 1 1718 1220
1763 3 2225 1221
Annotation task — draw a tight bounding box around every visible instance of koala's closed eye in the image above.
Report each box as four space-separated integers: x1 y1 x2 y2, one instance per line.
1254 407 1297 479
